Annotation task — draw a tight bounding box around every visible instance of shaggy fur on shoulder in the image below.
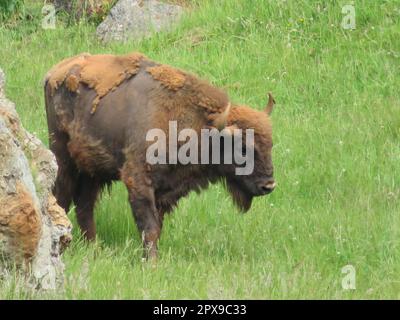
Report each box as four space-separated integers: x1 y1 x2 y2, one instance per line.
46 52 145 113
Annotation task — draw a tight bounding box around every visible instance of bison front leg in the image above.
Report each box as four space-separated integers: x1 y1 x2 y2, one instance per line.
130 196 162 260
122 170 162 260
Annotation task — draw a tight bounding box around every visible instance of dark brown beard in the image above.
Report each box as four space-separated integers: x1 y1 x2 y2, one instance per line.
226 178 253 212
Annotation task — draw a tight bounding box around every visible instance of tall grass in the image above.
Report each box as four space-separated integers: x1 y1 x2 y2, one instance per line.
0 0 399 299
0 0 24 21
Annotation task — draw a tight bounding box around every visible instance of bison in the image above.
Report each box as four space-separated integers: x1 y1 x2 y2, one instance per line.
44 52 276 259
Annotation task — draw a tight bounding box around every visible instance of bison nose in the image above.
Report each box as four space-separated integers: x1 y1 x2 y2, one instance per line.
259 180 276 194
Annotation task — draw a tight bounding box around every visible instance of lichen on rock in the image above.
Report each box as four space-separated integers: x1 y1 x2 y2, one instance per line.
0 67 72 290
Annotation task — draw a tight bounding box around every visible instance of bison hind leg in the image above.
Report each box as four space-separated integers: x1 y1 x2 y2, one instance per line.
54 163 78 214
73 174 102 241
51 130 79 214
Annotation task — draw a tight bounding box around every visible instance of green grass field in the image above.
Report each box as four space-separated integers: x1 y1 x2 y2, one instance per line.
0 0 399 299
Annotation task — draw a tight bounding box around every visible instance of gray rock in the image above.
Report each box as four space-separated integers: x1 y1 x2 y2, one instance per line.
96 0 184 42
0 67 72 290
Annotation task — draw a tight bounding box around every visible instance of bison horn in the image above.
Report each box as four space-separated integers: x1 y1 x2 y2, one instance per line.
264 92 276 115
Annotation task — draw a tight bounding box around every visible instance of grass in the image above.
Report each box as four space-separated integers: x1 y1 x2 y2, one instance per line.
0 0 399 299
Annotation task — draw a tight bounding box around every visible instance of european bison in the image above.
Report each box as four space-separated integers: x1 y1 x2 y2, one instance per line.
44 52 276 259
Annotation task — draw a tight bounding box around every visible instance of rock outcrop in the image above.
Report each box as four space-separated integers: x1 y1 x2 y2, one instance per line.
0 68 72 290
96 0 183 42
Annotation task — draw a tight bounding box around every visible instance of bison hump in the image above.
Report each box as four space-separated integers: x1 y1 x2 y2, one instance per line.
45 52 146 114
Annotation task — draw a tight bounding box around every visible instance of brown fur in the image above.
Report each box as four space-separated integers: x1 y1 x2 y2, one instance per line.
65 74 80 93
46 52 145 113
228 105 273 148
149 70 231 133
46 52 90 91
226 178 253 212
45 52 276 259
146 65 186 91
67 123 117 176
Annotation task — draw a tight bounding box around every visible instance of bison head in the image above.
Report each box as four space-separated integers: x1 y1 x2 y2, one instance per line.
221 93 276 212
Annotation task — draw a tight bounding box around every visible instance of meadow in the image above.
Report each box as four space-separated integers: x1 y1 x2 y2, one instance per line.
0 0 399 299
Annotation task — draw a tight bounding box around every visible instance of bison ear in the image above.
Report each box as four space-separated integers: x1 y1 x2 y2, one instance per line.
264 92 276 115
